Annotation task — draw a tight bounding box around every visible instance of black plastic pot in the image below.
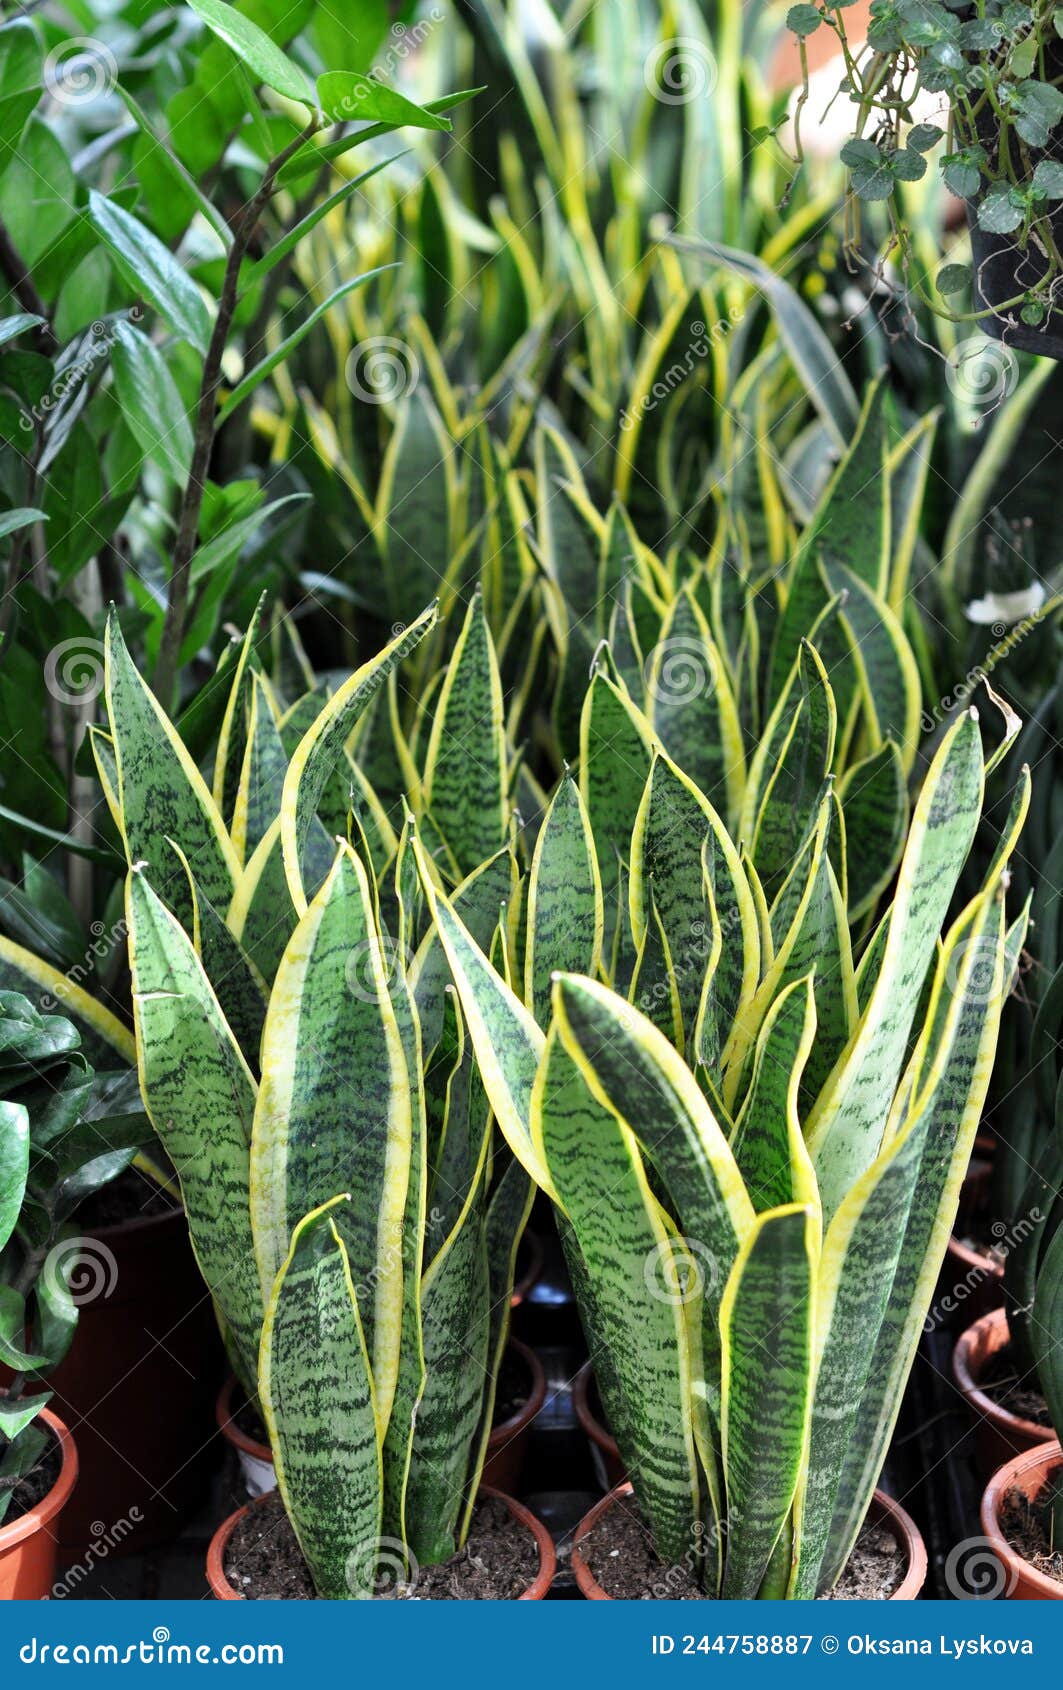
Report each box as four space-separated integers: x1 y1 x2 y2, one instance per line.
964 36 1063 359
967 219 1063 358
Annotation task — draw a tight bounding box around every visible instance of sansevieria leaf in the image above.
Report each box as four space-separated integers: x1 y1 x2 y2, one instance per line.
806 711 984 1222
281 604 438 915
105 611 238 928
252 842 411 1431
125 869 261 1395
422 595 507 878
260 1199 382 1600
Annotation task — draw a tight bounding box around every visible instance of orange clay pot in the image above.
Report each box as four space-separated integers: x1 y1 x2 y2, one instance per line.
980 1441 1063 1600
570 1481 927 1600
953 1309 1054 1482
0 1408 78 1599
207 1483 555 1600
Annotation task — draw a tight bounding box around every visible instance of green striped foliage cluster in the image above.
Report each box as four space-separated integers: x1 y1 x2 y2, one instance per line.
418 698 1028 1597
93 599 532 1597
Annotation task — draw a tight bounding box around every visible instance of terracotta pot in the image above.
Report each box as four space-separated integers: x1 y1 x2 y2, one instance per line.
0 1407 78 1600
942 1233 1005 1325
216 1376 275 1497
481 1338 546 1493
953 1308 1054 1481
573 1362 626 1489
511 1228 544 1308
571 1481 926 1600
42 1201 224 1554
207 1483 555 1600
981 1441 1063 1600
219 1337 547 1502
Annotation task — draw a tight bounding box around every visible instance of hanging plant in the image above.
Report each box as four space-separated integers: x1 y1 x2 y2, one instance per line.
787 0 1063 355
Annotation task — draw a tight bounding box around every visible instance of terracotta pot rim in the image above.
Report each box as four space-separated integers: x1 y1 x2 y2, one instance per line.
207 1481 555 1600
573 1360 620 1462
953 1307 1054 1444
219 1335 547 1475
946 1230 1005 1281
487 1337 547 1445
216 1375 271 1466
511 1227 544 1308
0 1406 79 1555
980 1439 1063 1600
570 1481 926 1601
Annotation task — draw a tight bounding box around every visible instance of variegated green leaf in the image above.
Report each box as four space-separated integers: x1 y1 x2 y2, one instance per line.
838 742 908 920
422 595 507 877
281 605 438 915
534 1023 705 1567
769 378 889 699
260 1200 382 1600
168 840 267 1066
820 556 920 775
741 641 835 900
720 1204 816 1598
800 889 1017 1595
376 390 453 624
105 611 238 927
231 674 288 867
404 1153 491 1564
731 978 818 1214
806 712 984 1222
412 837 553 1197
126 869 261 1395
524 772 602 1022
252 842 411 1431
631 755 759 1060
579 667 655 930
646 587 745 824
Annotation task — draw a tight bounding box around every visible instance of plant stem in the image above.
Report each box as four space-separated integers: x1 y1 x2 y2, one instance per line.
153 117 318 708
0 219 56 354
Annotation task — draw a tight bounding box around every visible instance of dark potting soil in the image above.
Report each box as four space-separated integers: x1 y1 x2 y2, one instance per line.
78 1166 178 1230
223 1490 538 1599
580 1498 702 1598
5 1425 61 1527
493 1347 530 1427
981 1347 1052 1427
821 1525 905 1600
1001 1489 1063 1585
581 1504 904 1600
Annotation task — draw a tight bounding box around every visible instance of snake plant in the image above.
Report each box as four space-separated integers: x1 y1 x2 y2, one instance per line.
0 992 151 1520
415 676 1027 1596
97 599 530 1596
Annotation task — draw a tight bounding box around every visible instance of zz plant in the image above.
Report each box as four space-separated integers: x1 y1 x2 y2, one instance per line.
0 992 151 1519
418 683 1027 1596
